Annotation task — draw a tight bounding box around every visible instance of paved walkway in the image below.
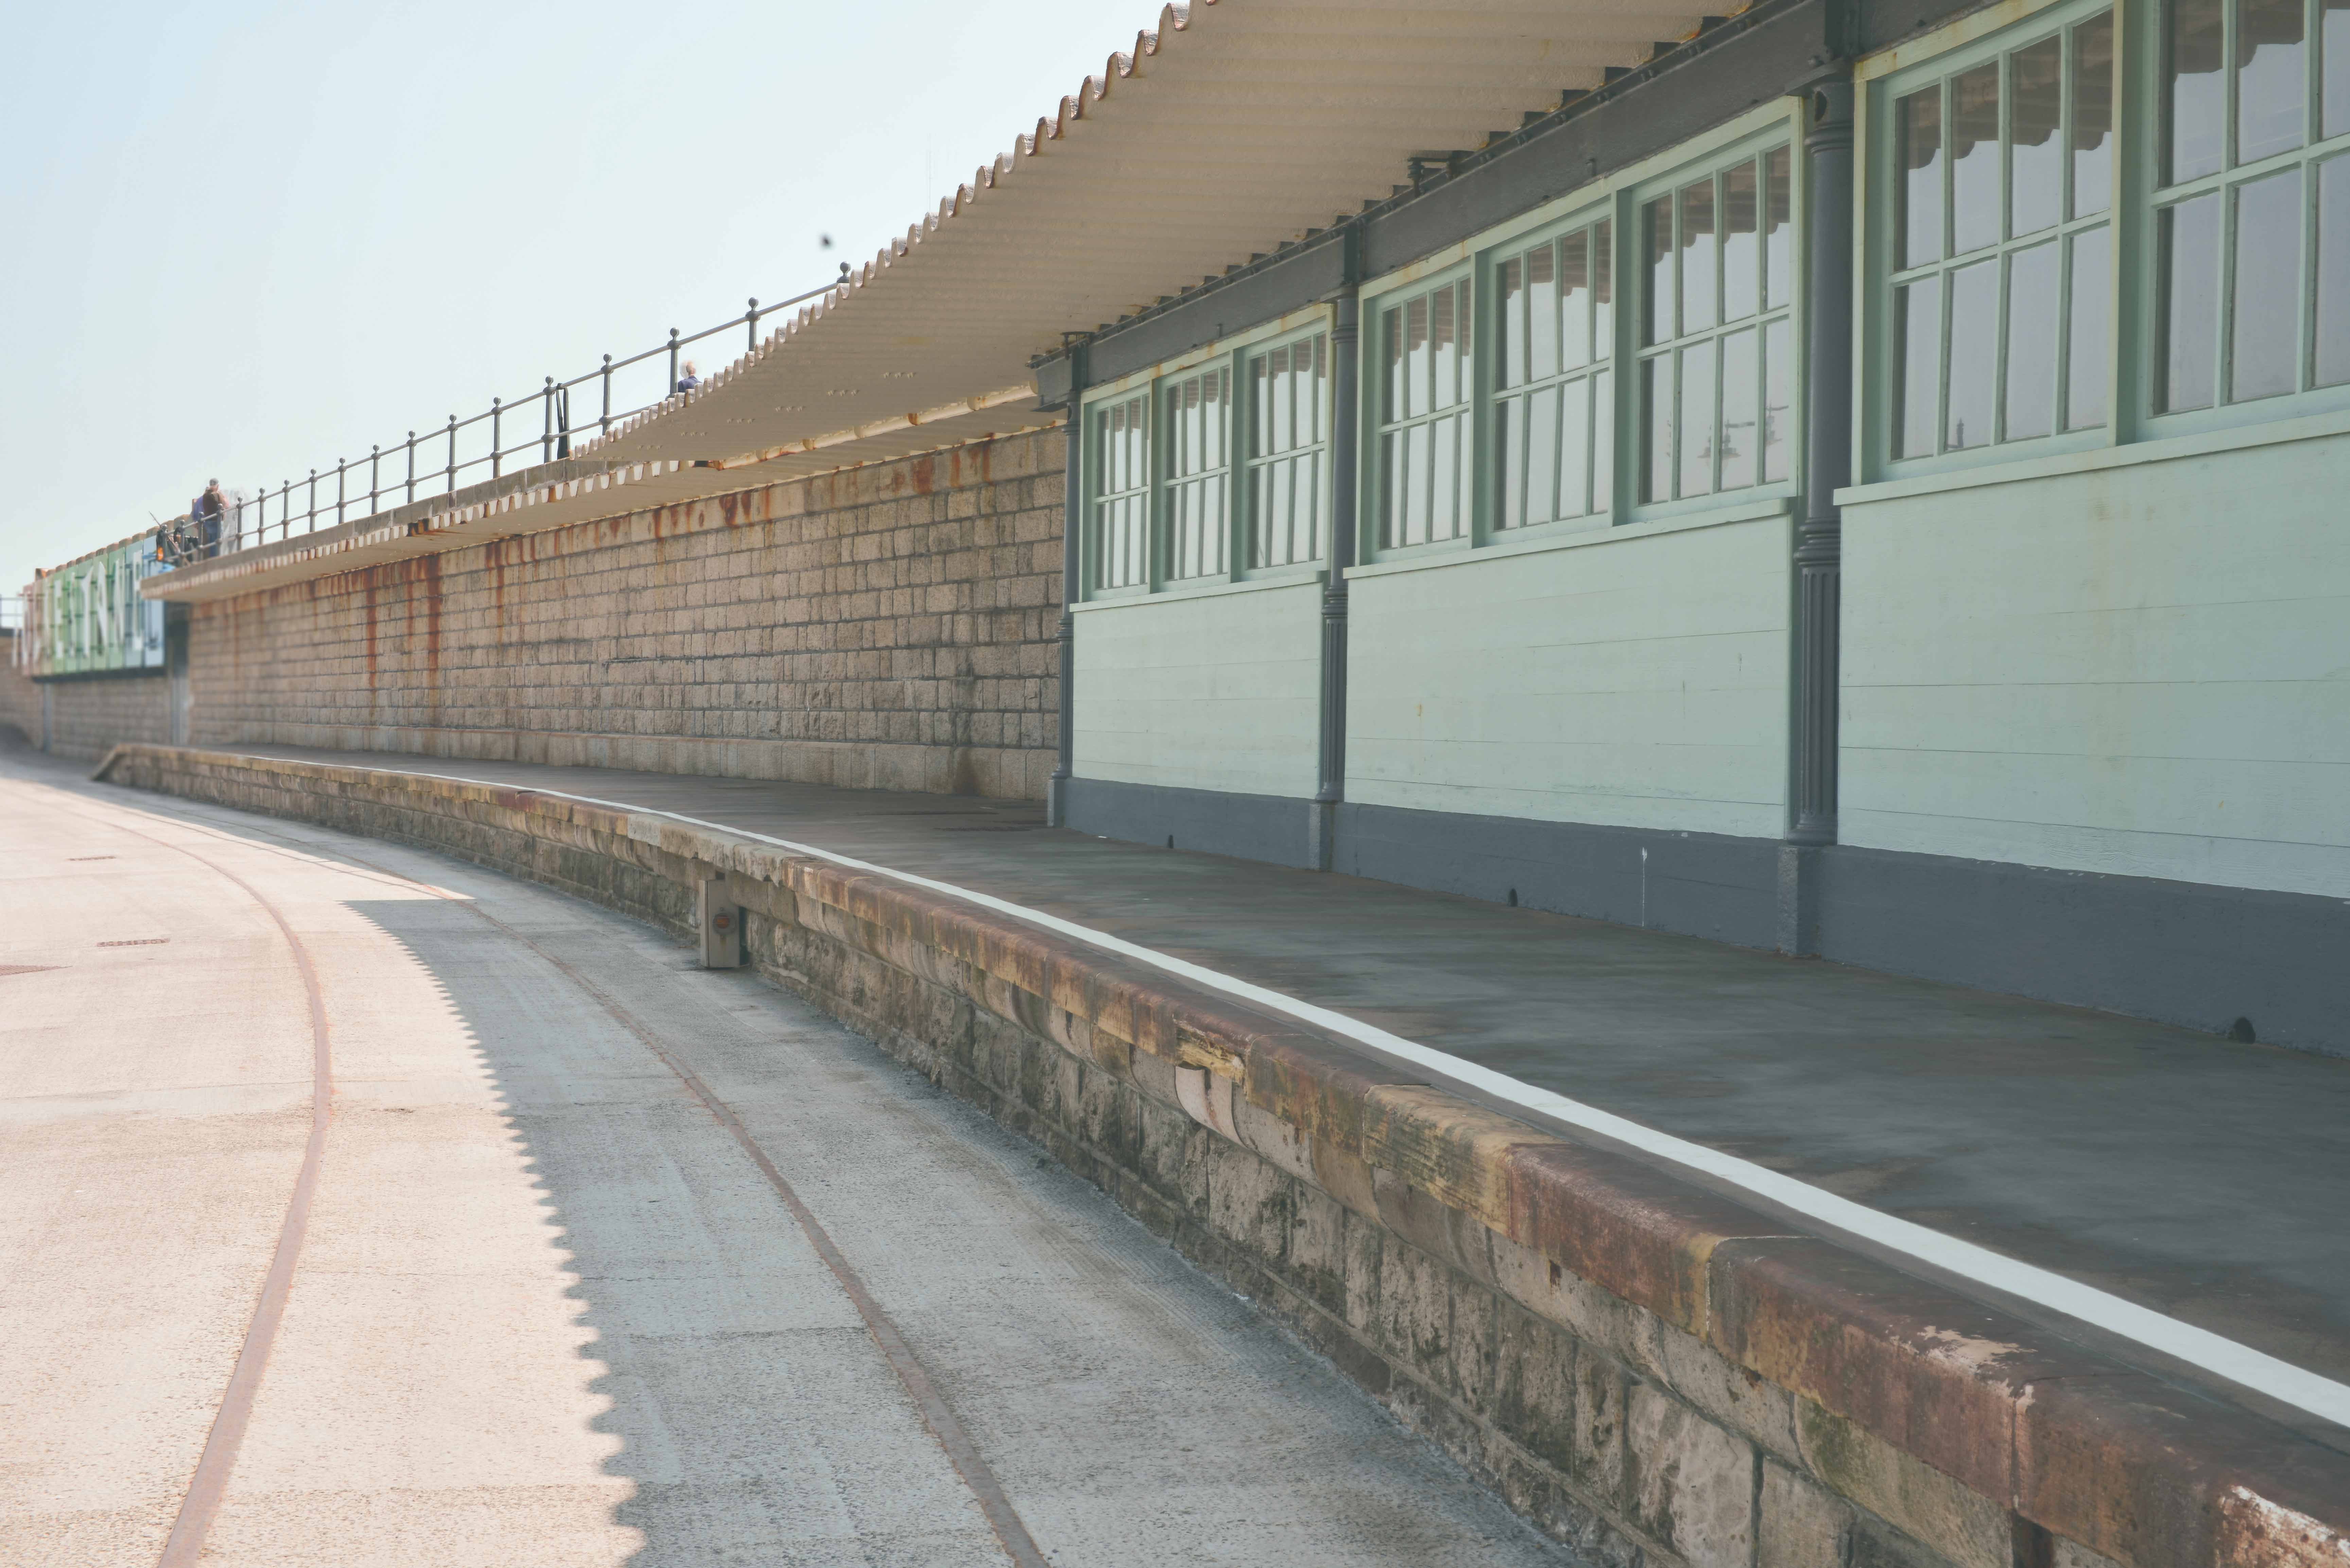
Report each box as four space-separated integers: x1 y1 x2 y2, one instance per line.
160 746 2350 1439
0 753 1568 1567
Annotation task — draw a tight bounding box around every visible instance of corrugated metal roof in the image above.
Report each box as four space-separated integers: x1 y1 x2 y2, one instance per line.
148 0 1709 601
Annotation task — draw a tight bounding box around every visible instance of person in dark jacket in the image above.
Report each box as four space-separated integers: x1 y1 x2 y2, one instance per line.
195 480 226 558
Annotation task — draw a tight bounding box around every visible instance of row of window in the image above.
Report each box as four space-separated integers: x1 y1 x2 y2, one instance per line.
1080 0 2350 598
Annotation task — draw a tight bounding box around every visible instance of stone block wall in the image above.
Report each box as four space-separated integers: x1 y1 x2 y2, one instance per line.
100 745 2350 1568
0 632 42 743
186 428 1064 799
29 672 173 761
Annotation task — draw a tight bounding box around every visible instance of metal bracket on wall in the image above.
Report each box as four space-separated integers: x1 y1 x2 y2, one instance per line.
697 875 744 969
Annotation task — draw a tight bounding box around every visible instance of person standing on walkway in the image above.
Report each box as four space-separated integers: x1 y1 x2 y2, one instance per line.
194 480 226 559
676 361 700 395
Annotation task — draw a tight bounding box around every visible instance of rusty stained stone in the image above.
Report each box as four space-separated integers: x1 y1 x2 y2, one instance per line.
1502 1141 1794 1340
1360 1084 1560 1237
1240 1030 1427 1155
2016 1373 2350 1568
1708 1237 2104 1507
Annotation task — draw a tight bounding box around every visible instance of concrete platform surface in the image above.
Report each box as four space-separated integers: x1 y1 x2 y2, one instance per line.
179 746 2350 1428
0 752 1573 1567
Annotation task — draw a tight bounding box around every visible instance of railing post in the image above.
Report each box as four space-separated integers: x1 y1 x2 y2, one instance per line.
491 397 503 478
306 468 317 531
668 328 680 396
600 354 612 433
541 376 554 464
406 432 417 502
335 458 346 525
369 445 380 515
747 296 759 352
280 482 290 543
446 415 457 494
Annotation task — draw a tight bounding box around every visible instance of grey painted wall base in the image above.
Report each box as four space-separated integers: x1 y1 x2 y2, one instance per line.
1065 777 1317 870
1069 777 2350 1058
1814 844 2350 1059
1336 802 1784 952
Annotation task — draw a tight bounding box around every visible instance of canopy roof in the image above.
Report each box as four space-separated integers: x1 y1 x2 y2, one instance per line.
149 0 1707 601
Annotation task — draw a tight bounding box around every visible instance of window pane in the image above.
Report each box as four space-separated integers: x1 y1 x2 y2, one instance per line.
1951 64 2002 254
1680 178 1719 334
1385 309 1407 420
2005 242 2061 440
1644 357 1674 499
1645 198 1674 343
2167 0 2226 185
1592 368 1615 513
1724 160 1761 322
1593 219 1615 356
1404 422 1431 543
2012 36 2065 238
1433 285 1461 410
1765 147 1794 308
1898 88 1945 267
1427 416 1453 540
2328 0 2350 137
1442 414 1471 538
1310 334 1329 442
2066 225 2112 428
1527 385 1560 524
1498 396 1525 527
1680 340 1718 496
2238 0 2308 165
1895 278 1942 457
1529 243 1560 383
2159 193 2222 410
1762 319 1793 481
1499 259 1527 390
2231 169 2303 400
1560 377 1593 517
1405 295 1431 418
1720 328 1759 490
1382 432 1405 545
1948 260 1998 448
1561 229 1593 370
2073 13 2116 217
2321 158 2350 385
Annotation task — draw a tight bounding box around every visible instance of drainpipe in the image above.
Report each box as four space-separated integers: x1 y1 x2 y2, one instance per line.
1310 241 1363 872
1780 75 1855 955
1047 343 1088 828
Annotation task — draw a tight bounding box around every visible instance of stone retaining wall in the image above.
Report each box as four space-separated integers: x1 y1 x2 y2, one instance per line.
97 744 2350 1568
182 428 1063 799
30 671 173 760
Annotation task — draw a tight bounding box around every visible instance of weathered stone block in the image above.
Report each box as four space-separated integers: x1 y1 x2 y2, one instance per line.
1626 1383 1758 1568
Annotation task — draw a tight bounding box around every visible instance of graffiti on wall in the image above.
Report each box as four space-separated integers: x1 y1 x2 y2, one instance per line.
14 532 167 677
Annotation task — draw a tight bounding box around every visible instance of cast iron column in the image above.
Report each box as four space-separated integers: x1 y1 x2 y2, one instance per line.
1048 344 1087 827
1310 251 1361 871
1781 76 1855 951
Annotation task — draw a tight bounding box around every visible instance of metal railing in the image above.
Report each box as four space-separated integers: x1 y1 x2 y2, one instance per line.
164 268 848 568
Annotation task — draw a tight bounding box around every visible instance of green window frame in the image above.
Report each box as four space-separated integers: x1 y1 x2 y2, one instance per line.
1245 333 1332 568
1634 140 1801 504
1089 390 1151 593
1076 318 1334 601
1880 6 2118 465
2150 0 2350 414
1493 214 1617 529
1373 272 1475 549
1163 362 1233 582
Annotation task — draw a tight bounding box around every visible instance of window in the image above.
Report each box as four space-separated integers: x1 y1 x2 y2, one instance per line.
1090 391 1149 591
1246 334 1330 568
1887 10 2116 459
1377 276 1474 547
1638 146 1798 499
1495 217 1616 528
2154 0 2350 411
1164 364 1231 581
1077 321 1332 599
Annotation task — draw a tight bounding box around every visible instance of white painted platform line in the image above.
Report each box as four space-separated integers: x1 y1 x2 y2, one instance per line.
208 755 2350 1432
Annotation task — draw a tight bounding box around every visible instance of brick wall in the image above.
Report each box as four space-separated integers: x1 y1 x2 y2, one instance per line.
32 672 174 761
187 427 1065 799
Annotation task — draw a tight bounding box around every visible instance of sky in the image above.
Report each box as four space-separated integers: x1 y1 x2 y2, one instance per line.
0 0 1151 596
